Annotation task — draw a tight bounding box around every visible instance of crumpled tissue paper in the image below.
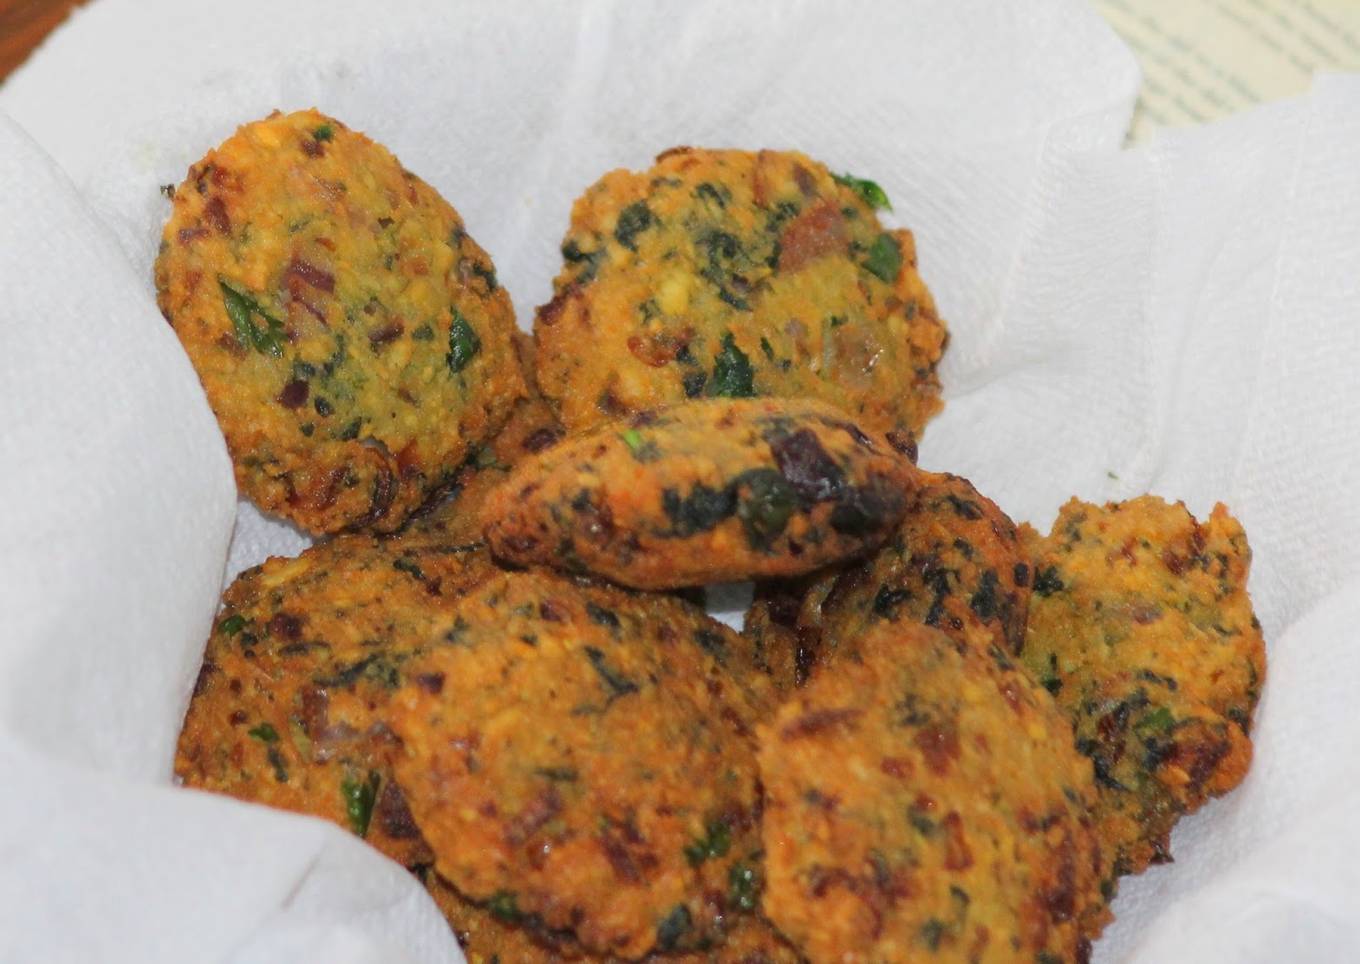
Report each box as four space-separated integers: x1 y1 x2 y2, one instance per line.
1 1 1356 960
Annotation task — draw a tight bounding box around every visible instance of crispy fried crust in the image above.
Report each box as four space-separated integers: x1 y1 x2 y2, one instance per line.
741 572 842 696
535 148 946 436
1020 497 1266 884
742 473 1027 696
403 333 565 544
481 398 920 589
759 622 1106 963
820 472 1030 657
429 870 802 963
389 570 775 959
155 109 524 534
174 534 497 868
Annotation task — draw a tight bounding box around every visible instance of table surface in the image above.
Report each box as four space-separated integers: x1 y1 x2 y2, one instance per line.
0 0 86 82
3 1 1358 134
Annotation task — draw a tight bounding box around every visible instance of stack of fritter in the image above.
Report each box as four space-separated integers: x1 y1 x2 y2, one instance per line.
163 112 1265 963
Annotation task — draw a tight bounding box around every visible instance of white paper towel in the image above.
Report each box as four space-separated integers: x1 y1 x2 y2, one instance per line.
1 1 1357 960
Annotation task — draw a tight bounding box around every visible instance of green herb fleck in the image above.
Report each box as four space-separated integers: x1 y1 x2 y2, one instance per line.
586 603 620 629
863 233 902 283
220 280 285 356
218 614 247 636
248 722 279 743
584 646 640 700
266 746 289 783
735 468 797 549
446 311 481 374
908 807 936 837
1136 707 1176 734
561 239 605 283
693 182 730 208
684 819 733 866
834 172 892 210
1033 566 1065 597
341 771 380 837
655 905 693 951
619 428 661 462
337 418 362 441
709 332 755 398
613 201 654 251
728 862 760 912
919 917 946 951
411 323 434 341
487 890 521 923
313 124 334 142
663 484 737 536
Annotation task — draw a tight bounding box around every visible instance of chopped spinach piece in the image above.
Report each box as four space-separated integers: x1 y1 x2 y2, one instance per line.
266 746 289 783
619 428 661 462
218 614 247 636
584 646 640 699
341 771 380 837
220 280 285 356
446 311 481 373
709 333 755 398
873 585 912 618
337 417 362 441
682 370 708 398
969 571 1000 621
693 182 730 208
919 917 946 950
734 468 796 548
486 890 521 923
613 201 653 251
833 171 892 210
692 628 728 664
1033 566 1065 597
863 233 902 283
663 484 737 536
586 602 621 630
247 722 279 743
683 819 732 866
655 905 693 951
313 124 334 142
728 862 760 912
1136 706 1176 734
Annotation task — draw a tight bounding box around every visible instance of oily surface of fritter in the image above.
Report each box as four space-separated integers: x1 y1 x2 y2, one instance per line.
482 397 919 589
174 534 496 868
403 333 565 544
820 472 1031 659
759 622 1105 964
535 148 947 437
389 570 775 959
1020 497 1266 883
156 109 524 534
